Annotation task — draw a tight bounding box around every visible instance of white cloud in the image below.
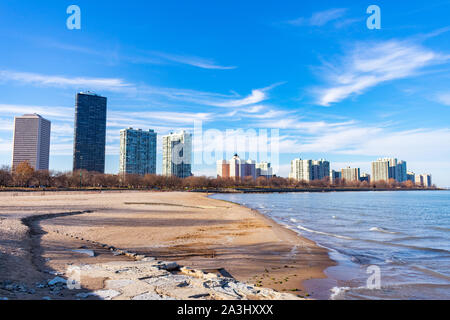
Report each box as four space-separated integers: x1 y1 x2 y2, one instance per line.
0 104 73 121
150 51 236 70
109 110 213 125
436 93 450 106
315 40 448 106
288 8 347 26
0 70 134 92
211 89 267 107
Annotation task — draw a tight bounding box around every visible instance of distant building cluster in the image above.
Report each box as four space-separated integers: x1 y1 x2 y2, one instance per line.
8 92 434 187
287 156 433 187
216 154 273 180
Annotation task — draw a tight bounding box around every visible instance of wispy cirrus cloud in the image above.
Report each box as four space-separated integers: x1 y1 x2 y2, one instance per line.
150 51 236 70
0 103 73 120
0 70 134 92
0 69 273 108
287 8 347 27
40 38 236 70
315 40 449 106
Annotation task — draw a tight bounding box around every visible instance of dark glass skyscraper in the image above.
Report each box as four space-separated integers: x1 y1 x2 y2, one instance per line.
72 92 107 173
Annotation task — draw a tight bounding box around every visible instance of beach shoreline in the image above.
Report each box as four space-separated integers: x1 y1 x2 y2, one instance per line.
0 190 335 300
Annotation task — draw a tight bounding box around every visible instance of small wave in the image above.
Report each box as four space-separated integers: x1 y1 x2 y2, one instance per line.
330 286 351 300
370 227 399 234
430 226 450 232
290 218 298 223
362 238 450 254
297 224 354 240
411 265 450 281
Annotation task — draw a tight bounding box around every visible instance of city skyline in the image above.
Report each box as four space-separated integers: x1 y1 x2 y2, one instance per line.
3 99 435 187
1 1 450 186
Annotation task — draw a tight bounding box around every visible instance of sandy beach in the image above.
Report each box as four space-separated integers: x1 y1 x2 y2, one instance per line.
0 191 334 300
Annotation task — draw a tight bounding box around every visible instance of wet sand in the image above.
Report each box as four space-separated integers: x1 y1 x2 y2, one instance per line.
0 191 335 299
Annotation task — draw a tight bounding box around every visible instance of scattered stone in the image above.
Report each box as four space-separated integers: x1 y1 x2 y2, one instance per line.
157 261 179 271
141 257 156 262
105 279 135 289
180 267 218 280
72 249 95 257
75 292 92 299
91 289 121 300
188 293 210 299
132 292 175 300
48 277 66 286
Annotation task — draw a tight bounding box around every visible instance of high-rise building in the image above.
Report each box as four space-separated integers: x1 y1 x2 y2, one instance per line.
407 171 416 182
397 160 407 182
371 158 407 182
415 174 432 187
256 161 273 178
162 131 192 178
360 173 371 183
372 159 390 182
341 167 361 182
216 154 258 180
289 158 330 181
330 170 342 183
12 114 51 170
73 92 107 173
119 128 157 176
289 159 312 181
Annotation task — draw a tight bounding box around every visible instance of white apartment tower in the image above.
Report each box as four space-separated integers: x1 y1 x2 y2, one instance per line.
372 158 407 182
341 167 361 182
12 114 51 170
162 131 192 178
289 158 330 181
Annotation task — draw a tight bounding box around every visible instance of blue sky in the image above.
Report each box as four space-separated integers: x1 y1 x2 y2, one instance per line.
1 1 450 186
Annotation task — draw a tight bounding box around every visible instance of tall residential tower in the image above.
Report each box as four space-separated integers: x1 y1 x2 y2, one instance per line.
162 131 192 178
12 114 51 170
72 92 107 173
119 128 157 176
289 158 330 181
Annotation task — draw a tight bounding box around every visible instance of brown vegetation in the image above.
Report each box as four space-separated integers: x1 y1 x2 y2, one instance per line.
0 162 436 190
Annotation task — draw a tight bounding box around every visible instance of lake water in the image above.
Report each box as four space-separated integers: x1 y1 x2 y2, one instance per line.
211 191 450 300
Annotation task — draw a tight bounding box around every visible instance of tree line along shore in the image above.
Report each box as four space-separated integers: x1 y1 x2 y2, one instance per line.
0 161 439 192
